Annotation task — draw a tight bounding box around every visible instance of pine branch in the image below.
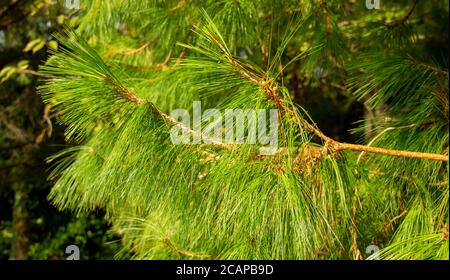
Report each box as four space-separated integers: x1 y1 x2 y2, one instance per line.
383 210 407 231
121 42 150 56
319 0 331 34
104 76 145 104
162 238 211 259
188 16 449 162
38 2 449 261
50 25 448 163
350 183 362 260
385 0 418 28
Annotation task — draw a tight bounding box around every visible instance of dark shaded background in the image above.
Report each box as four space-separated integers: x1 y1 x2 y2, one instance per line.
0 0 447 259
0 0 118 260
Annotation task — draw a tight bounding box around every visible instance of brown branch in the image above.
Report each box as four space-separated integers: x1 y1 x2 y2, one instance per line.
432 181 449 187
320 0 331 34
226 52 449 162
383 210 407 231
262 30 271 68
155 50 172 68
116 63 449 161
442 224 448 241
169 0 188 13
161 238 210 259
350 184 362 260
122 42 150 56
42 104 52 137
334 142 448 161
17 69 52 78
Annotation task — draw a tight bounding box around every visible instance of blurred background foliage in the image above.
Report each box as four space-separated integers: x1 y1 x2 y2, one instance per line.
0 0 448 260
0 0 119 260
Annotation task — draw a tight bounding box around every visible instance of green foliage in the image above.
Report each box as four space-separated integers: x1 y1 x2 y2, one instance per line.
0 0 117 260
38 0 448 260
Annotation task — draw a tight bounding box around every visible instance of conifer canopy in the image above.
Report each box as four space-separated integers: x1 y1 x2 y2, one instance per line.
39 0 449 260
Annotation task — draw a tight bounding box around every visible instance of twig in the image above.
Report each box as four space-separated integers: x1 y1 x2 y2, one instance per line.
158 111 232 149
169 0 187 13
42 104 52 138
335 142 448 161
385 0 418 28
350 184 362 260
155 50 172 68
161 238 210 259
383 210 407 230
122 42 150 56
442 224 448 241
320 0 331 34
105 76 146 104
432 181 449 187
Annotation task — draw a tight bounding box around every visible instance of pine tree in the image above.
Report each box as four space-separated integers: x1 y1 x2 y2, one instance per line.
38 0 448 260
